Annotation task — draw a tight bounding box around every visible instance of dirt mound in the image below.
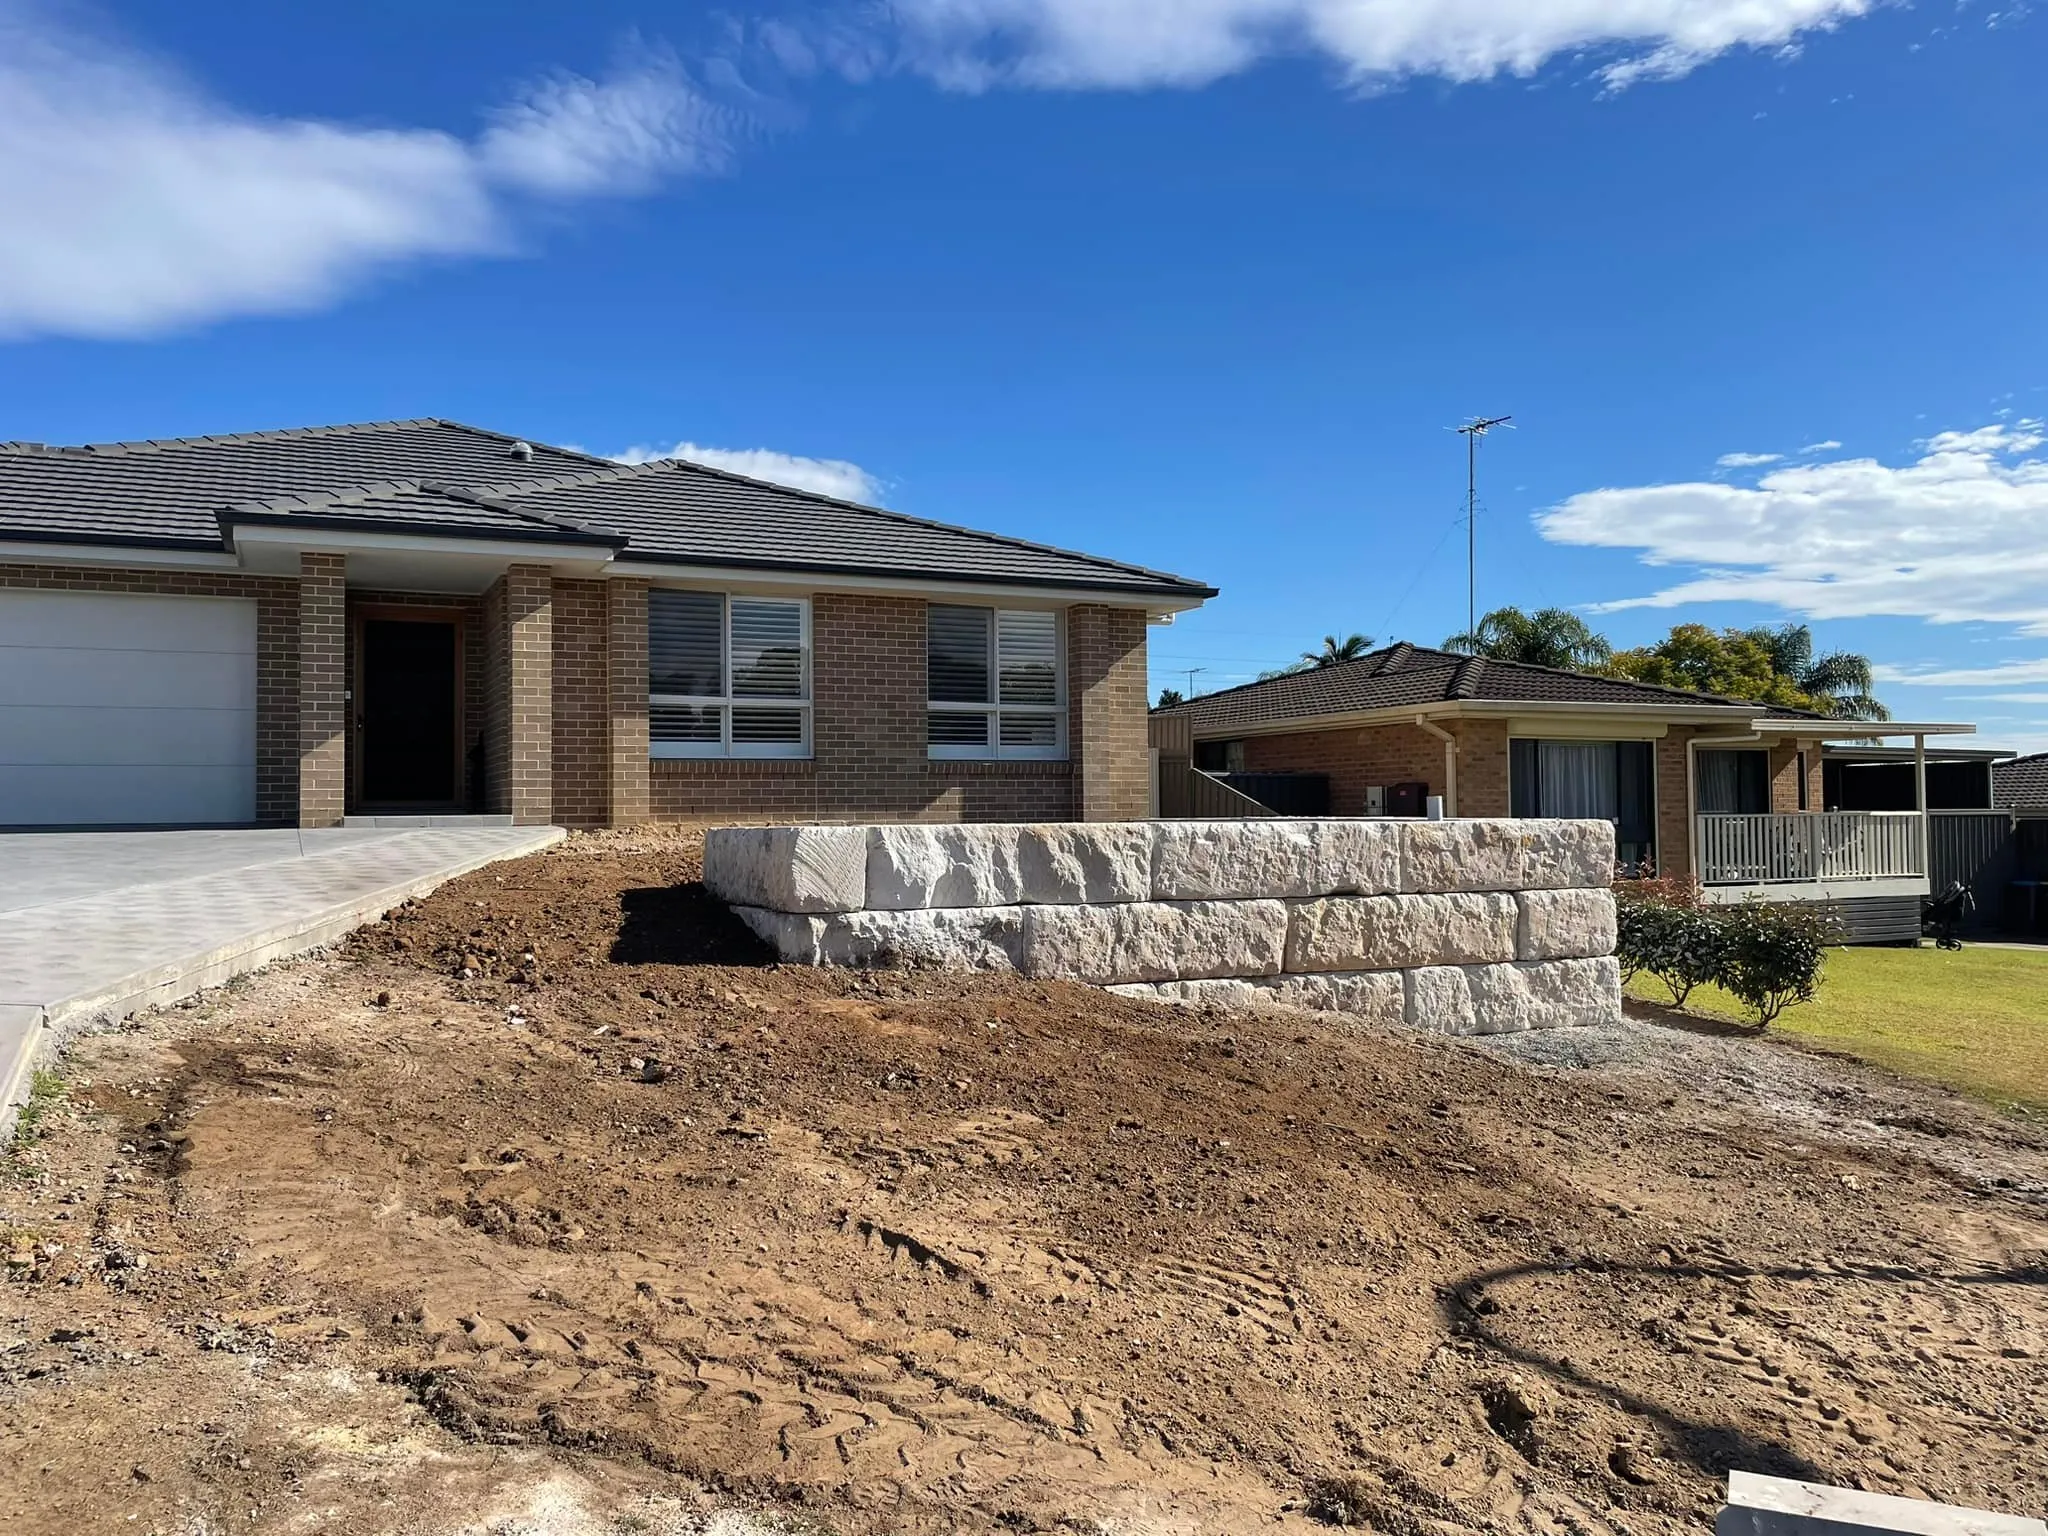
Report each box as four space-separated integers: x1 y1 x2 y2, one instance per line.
4 829 2045 1535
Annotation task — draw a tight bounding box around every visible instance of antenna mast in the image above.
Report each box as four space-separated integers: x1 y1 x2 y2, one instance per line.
1456 415 1512 640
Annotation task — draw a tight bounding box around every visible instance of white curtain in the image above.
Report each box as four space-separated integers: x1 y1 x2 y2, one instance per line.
1536 740 1618 821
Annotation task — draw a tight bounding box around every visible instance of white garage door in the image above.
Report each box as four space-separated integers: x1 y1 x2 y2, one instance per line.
0 589 258 826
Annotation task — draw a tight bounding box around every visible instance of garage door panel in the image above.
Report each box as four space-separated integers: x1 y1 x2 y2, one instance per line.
0 590 257 652
0 591 259 825
0 765 257 826
0 647 256 710
0 703 257 767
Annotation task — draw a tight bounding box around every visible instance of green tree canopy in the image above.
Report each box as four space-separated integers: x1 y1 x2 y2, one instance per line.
1443 606 1613 671
1154 686 1185 710
1607 622 1888 720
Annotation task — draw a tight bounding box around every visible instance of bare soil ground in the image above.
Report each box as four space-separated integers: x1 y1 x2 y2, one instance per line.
3 829 2045 1536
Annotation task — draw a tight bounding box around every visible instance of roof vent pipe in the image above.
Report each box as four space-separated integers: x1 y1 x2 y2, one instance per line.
508 440 534 461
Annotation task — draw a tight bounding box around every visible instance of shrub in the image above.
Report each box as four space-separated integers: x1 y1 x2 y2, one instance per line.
1614 878 1725 1006
1718 900 1832 1027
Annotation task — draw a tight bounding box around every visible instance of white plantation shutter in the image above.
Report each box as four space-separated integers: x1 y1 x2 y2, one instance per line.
649 592 810 758
928 604 1065 759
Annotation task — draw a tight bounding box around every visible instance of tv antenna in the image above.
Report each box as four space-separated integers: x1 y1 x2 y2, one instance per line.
1455 415 1513 640
1180 666 1208 698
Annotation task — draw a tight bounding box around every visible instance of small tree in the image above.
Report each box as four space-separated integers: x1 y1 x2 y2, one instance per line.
1719 900 1831 1027
1155 687 1185 710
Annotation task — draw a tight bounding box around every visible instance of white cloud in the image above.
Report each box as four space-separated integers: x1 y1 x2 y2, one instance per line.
881 0 1875 91
1799 438 1843 452
1716 451 1782 468
1537 421 2048 635
612 441 885 502
0 6 732 339
1874 658 2048 688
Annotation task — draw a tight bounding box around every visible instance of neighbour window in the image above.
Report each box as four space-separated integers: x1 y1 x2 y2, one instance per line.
927 604 1065 759
1695 748 1770 815
649 591 810 758
1510 738 1657 871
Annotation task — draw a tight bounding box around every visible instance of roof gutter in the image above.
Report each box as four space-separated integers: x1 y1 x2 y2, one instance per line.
1190 697 1771 743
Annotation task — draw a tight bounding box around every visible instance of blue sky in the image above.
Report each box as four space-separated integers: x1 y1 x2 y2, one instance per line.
3 0 2045 749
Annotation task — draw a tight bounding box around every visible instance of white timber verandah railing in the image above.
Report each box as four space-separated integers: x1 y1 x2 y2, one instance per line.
1695 811 1926 886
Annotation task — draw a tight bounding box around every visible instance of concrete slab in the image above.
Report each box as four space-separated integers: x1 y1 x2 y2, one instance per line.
1718 1472 2046 1536
0 825 562 1131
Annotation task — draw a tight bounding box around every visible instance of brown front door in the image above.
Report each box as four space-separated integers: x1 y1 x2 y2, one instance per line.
355 613 462 808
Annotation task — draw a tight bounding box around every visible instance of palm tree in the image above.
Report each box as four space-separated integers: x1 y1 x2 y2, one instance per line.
1260 632 1374 680
1303 633 1373 668
1742 624 1890 721
1443 607 1612 672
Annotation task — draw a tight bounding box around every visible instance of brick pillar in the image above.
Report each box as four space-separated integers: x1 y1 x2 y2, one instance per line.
606 578 650 826
506 566 554 825
297 551 346 828
1067 603 1149 822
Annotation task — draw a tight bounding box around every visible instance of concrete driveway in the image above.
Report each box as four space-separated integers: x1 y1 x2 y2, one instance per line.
1 824 562 1122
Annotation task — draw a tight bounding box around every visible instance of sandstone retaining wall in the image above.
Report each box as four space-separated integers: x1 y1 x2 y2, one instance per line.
705 818 1621 1037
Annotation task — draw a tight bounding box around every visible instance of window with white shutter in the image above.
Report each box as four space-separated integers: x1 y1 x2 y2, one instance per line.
649 592 810 758
926 604 1065 760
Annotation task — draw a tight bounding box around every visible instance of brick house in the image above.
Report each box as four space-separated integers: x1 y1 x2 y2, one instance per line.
0 420 1212 830
1155 642 1974 942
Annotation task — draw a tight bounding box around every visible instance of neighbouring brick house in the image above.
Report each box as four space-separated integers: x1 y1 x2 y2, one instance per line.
0 420 1212 830
1154 642 1975 942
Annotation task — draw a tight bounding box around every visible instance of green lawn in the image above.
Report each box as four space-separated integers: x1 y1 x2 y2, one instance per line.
1627 944 2048 1112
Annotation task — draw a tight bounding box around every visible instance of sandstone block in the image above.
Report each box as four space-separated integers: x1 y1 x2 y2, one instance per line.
1285 892 1517 973
703 826 867 913
1400 819 1615 894
1150 819 1401 901
866 823 1152 909
1020 899 1288 984
1466 957 1622 1033
1106 970 1406 1027
1515 887 1619 961
1404 957 1622 1036
735 904 1026 970
1403 965 1479 1035
1267 969 1407 1026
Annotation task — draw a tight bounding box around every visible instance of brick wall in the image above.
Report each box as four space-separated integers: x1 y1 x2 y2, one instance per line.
1655 729 1696 880
1768 738 1823 813
0 561 302 825
297 553 347 827
1239 719 1452 815
606 578 650 826
646 589 1081 825
1069 603 1149 820
550 578 609 828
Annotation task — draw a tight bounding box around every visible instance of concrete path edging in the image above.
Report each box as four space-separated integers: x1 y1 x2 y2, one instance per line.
0 825 563 1137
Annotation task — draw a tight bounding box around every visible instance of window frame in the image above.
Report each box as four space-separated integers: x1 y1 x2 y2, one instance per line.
648 590 813 761
926 603 1068 762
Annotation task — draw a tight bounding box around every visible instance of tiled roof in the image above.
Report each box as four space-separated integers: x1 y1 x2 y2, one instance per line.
0 419 1212 598
0 420 601 548
1175 642 1825 730
1994 752 2048 809
490 458 1206 593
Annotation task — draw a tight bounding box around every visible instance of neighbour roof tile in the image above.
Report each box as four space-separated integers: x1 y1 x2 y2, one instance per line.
1173 643 1824 729
1994 752 2048 809
0 418 1212 598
